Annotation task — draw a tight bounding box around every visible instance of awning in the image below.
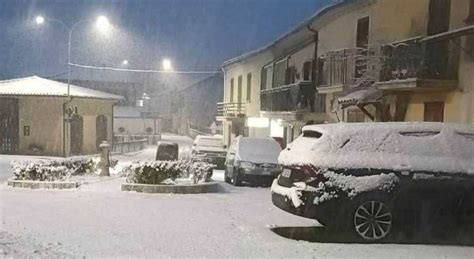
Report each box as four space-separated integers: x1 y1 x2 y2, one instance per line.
338 87 383 109
420 25 474 43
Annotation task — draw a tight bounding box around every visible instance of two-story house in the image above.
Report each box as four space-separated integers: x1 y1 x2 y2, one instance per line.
217 49 273 146
219 0 474 147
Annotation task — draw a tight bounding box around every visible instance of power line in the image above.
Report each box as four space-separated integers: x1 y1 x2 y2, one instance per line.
69 63 221 74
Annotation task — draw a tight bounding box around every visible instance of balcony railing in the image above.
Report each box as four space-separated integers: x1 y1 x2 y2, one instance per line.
260 81 325 113
380 37 459 82
317 37 460 90
216 102 246 119
317 48 367 87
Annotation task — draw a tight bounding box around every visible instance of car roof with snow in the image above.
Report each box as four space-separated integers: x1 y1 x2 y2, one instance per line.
233 136 282 164
279 122 474 174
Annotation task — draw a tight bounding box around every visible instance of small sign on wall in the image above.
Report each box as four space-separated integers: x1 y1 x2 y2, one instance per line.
23 126 30 136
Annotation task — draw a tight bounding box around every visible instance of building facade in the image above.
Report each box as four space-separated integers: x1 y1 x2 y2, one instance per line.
218 50 274 146
0 76 122 156
218 0 474 146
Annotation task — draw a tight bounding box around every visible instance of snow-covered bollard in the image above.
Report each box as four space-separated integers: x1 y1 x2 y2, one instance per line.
99 141 111 177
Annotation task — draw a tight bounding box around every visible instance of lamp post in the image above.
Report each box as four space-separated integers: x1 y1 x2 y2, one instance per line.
35 15 111 156
35 15 111 98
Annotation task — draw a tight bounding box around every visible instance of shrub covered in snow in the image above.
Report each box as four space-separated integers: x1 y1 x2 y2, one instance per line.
123 159 213 185
11 157 118 181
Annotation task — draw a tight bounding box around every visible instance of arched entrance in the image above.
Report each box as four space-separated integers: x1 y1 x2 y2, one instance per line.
96 115 108 151
70 115 83 155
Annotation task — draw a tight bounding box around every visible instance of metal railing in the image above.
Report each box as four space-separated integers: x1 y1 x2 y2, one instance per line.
112 138 148 153
216 102 246 118
317 48 367 87
260 81 325 113
380 37 460 82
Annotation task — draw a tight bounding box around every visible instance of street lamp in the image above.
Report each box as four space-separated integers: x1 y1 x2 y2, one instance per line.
35 15 112 157
122 59 129 66
35 15 112 97
162 58 172 71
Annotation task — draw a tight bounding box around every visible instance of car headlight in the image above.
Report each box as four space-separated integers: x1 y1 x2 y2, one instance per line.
240 161 256 170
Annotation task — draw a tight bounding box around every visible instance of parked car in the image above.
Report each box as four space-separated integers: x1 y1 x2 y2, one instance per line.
271 122 474 242
156 141 179 161
224 136 282 186
192 135 226 169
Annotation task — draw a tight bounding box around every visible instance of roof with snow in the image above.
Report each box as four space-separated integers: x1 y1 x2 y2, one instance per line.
0 76 124 100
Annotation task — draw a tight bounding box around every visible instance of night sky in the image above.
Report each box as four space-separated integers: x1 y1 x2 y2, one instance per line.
0 0 331 82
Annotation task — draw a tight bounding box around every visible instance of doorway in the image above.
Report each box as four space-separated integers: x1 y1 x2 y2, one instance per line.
70 115 83 155
0 98 19 154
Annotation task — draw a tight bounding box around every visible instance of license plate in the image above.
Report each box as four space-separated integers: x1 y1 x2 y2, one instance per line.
281 169 292 178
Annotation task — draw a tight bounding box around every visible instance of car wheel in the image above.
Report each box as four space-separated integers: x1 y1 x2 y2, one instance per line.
352 199 393 242
224 168 231 184
232 168 243 186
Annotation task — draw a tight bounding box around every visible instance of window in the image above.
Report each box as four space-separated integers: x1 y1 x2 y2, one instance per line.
302 61 312 81
468 0 474 23
424 102 444 122
347 110 365 123
356 17 370 48
237 75 242 103
356 17 370 78
230 78 234 102
246 73 252 102
428 0 451 35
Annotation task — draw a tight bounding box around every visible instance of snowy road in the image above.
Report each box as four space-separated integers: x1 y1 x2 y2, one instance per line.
1 171 474 258
1 134 474 258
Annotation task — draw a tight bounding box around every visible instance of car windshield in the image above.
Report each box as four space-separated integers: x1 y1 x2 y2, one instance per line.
2 0 474 257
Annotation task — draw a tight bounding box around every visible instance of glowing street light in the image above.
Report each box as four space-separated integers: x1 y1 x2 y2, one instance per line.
96 16 111 32
34 14 113 156
122 60 129 66
35 16 45 25
162 59 172 71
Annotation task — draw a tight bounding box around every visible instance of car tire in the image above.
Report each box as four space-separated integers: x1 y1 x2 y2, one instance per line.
326 193 396 242
348 193 395 242
232 168 243 187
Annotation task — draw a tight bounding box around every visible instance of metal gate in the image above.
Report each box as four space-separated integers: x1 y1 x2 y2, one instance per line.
0 98 19 154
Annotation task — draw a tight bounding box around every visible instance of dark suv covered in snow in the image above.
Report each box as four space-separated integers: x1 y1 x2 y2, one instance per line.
272 122 474 242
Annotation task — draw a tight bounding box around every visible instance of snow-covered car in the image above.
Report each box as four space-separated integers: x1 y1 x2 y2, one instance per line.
271 122 474 242
224 136 282 186
192 135 227 169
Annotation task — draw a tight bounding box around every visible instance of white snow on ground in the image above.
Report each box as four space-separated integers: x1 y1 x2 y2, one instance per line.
2 172 474 258
1 134 474 258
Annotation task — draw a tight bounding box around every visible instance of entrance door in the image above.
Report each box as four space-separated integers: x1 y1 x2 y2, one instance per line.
96 115 108 151
0 98 19 154
70 115 83 155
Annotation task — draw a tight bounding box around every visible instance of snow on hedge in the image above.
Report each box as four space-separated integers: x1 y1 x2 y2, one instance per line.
279 122 474 174
11 157 118 181
123 159 213 185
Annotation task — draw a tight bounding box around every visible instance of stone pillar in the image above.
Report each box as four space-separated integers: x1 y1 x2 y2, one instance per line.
99 141 110 177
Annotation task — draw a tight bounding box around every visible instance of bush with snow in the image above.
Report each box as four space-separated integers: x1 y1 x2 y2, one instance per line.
123 159 213 185
11 157 118 181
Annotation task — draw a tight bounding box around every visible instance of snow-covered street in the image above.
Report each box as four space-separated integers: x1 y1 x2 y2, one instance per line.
2 170 474 258
1 134 474 258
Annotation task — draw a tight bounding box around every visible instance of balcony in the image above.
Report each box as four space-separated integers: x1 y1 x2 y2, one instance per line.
377 37 459 91
216 102 246 121
260 81 325 114
317 48 367 93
